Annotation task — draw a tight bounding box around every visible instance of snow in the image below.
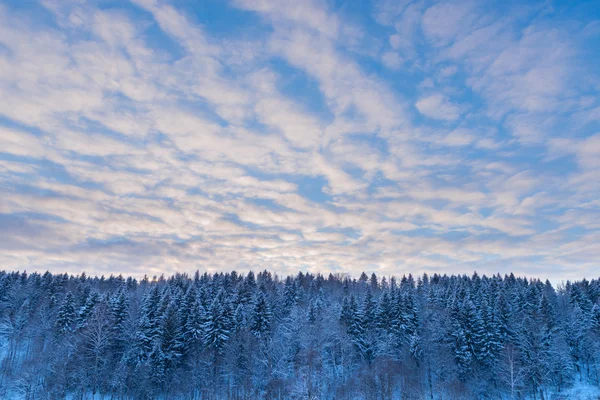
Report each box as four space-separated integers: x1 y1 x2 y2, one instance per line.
550 383 600 400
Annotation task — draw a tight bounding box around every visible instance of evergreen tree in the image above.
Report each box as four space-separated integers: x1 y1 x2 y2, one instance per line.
251 291 273 339
479 297 502 366
409 333 423 365
203 289 232 354
453 324 473 380
369 273 378 291
159 300 184 377
109 287 129 354
519 317 549 396
376 291 393 331
55 291 76 335
283 277 298 311
135 285 162 362
591 304 600 335
0 270 597 399
340 296 352 327
183 294 205 350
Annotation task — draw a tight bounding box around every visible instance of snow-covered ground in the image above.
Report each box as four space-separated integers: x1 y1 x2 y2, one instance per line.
547 383 600 400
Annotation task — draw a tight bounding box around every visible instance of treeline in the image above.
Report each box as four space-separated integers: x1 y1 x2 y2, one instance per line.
0 270 599 399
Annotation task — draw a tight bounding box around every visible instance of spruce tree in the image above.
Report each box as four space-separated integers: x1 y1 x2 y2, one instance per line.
204 289 232 354
76 291 100 329
135 285 162 362
159 300 184 376
109 287 129 354
251 291 273 339
55 291 76 335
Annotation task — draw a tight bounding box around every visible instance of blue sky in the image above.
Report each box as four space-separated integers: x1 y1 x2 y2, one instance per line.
0 0 599 281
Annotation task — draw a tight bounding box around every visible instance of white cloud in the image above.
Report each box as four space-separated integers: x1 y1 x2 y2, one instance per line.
0 0 596 282
233 0 340 40
416 93 463 121
576 133 600 170
441 128 475 146
0 127 50 158
268 29 408 136
421 1 476 46
381 51 403 69
389 2 423 60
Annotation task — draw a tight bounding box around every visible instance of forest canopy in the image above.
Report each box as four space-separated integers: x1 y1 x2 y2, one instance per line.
0 270 599 399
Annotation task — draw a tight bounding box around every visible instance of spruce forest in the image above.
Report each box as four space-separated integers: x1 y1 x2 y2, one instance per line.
1 270 600 399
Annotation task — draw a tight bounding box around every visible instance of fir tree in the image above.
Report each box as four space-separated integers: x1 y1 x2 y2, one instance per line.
76 291 100 329
204 289 232 354
159 300 184 376
1 270 598 399
251 291 273 339
55 291 76 335
135 285 162 362
109 287 129 354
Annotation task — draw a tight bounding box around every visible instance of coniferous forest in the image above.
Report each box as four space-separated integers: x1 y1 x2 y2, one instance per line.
1 270 600 399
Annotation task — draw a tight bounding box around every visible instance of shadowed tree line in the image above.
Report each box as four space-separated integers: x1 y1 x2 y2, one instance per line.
0 269 599 399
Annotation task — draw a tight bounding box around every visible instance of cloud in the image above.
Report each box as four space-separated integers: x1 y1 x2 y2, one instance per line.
422 1 477 47
416 93 463 121
381 51 403 69
0 0 597 282
387 2 423 60
0 127 50 158
441 128 476 147
233 0 340 39
576 133 600 170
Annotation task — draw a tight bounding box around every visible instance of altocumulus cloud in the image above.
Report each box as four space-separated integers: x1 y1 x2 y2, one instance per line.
0 0 599 281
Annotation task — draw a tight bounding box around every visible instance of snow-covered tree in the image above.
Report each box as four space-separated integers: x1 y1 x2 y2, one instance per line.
55 291 76 335
0 270 597 399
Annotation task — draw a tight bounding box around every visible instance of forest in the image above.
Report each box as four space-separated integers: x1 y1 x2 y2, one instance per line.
0 269 599 399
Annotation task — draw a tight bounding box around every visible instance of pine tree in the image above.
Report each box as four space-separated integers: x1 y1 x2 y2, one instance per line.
497 292 515 343
409 333 423 365
461 297 484 362
360 288 377 362
479 297 502 366
453 325 473 380
149 341 167 387
55 291 76 335
203 289 232 354
359 272 369 286
251 291 273 339
591 304 600 335
183 295 205 350
135 285 162 362
346 295 364 356
283 277 298 311
233 303 248 332
236 341 250 387
369 273 378 291
109 287 129 354
376 291 393 331
391 291 408 347
77 291 100 329
519 317 549 396
1 270 598 399
340 297 352 327
566 303 588 379
308 299 319 325
159 300 184 376
404 291 419 337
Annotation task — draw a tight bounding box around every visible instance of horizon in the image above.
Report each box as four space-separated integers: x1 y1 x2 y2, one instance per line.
2 268 589 288
1 0 599 282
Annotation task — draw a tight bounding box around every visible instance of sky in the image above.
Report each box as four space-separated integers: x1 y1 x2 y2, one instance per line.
0 0 599 282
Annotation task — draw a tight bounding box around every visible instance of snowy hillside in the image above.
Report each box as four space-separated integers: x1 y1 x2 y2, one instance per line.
1 270 599 399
